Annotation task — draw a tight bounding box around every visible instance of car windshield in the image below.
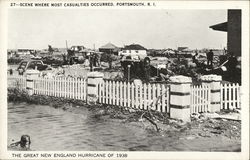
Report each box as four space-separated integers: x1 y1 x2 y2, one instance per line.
35 61 42 65
27 61 36 69
18 62 27 69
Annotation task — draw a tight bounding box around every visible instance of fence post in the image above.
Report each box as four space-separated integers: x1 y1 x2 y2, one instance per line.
201 74 222 112
169 75 192 122
26 70 40 95
87 72 104 104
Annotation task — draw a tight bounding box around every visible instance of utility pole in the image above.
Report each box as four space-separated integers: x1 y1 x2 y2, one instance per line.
66 40 68 50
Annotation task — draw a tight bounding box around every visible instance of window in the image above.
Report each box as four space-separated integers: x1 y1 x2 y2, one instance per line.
27 62 36 69
35 61 42 65
18 62 27 70
135 50 139 53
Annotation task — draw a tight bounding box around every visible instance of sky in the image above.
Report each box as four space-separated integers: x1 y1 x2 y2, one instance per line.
8 9 227 50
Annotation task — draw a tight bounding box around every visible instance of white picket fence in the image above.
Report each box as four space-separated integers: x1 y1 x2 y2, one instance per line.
97 80 170 113
33 76 87 101
8 75 27 90
7 75 241 114
220 83 241 109
191 85 211 113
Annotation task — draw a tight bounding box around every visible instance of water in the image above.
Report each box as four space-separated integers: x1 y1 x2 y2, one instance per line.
8 102 176 151
8 103 240 151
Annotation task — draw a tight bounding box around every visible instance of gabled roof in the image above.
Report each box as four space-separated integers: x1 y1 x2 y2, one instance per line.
124 44 147 50
99 43 118 49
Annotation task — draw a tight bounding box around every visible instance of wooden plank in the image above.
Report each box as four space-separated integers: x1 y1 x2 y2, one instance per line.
103 80 106 104
44 78 46 95
106 80 109 104
220 84 223 109
72 77 75 99
166 85 170 113
67 77 70 98
193 85 196 113
78 78 81 100
195 85 198 113
40 78 45 95
148 83 152 111
49 78 51 96
81 78 83 100
70 77 72 99
232 83 236 109
225 84 228 109
79 78 82 100
203 86 208 112
131 83 135 108
205 85 209 112
75 78 78 99
192 85 195 113
157 83 161 112
84 79 87 101
58 77 61 97
123 81 127 108
202 85 205 112
143 83 147 110
207 85 211 112
139 83 143 110
236 83 240 108
228 83 232 109
116 81 119 106
162 84 166 113
46 78 48 96
55 77 57 97
198 85 201 112
41 78 43 95
127 82 131 108
112 81 116 105
120 81 123 107
109 80 112 105
54 77 56 96
64 77 66 98
135 84 138 109
54 77 57 97
152 83 156 110
190 85 193 113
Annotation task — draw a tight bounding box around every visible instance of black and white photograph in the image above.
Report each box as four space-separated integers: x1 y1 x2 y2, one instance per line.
0 1 249 160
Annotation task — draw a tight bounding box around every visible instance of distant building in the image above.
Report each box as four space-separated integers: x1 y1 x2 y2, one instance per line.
70 46 85 52
119 44 147 58
17 49 34 55
99 43 120 55
177 47 188 52
210 9 241 57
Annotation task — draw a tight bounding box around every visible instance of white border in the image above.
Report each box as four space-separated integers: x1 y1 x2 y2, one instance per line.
0 1 249 160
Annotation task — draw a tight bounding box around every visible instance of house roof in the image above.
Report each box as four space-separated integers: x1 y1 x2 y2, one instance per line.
124 44 147 50
209 22 227 32
99 43 118 49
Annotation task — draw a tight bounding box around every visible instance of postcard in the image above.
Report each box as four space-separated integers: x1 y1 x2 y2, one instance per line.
0 0 249 160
